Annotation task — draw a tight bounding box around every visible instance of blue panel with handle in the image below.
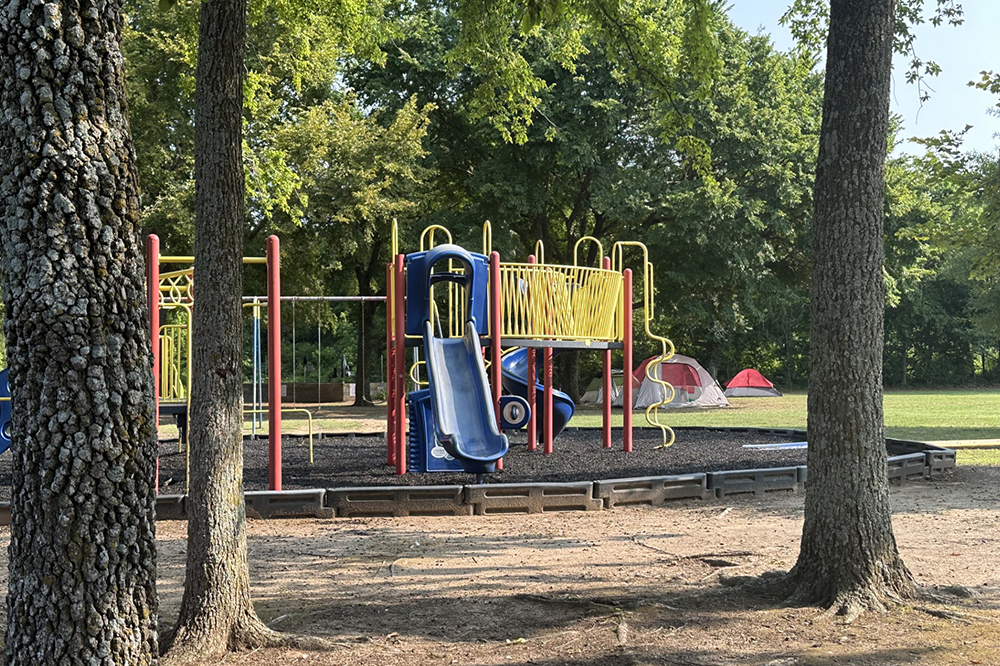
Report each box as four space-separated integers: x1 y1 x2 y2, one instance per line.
407 388 465 473
405 244 489 338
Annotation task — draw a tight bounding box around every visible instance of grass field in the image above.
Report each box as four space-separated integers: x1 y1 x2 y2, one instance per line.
570 389 1000 444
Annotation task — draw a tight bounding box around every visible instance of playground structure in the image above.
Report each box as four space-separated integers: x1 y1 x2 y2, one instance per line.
147 235 291 491
145 221 680 486
386 221 678 476
147 235 391 491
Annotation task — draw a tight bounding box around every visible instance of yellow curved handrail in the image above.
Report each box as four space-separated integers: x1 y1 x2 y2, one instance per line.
612 241 676 448
409 361 428 387
244 408 316 463
533 240 545 264
419 225 452 251
482 220 492 255
572 236 604 268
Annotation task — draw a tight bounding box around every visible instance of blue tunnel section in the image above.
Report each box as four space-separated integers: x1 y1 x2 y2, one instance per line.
499 348 575 439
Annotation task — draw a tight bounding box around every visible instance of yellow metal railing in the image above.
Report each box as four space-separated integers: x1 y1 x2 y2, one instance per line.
157 265 193 453
244 408 316 463
482 220 492 255
159 323 189 402
409 360 428 387
498 263 621 341
613 241 675 448
174 408 317 493
419 225 452 251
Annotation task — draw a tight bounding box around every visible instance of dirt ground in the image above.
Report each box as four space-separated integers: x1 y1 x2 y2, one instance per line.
2 466 999 666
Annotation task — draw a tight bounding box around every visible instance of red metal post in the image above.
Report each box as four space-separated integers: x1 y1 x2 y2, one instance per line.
623 269 633 453
526 348 536 452
602 256 612 449
147 235 160 493
386 263 396 466
267 235 283 490
543 348 553 455
526 255 536 452
489 252 502 422
489 252 503 469
394 254 407 474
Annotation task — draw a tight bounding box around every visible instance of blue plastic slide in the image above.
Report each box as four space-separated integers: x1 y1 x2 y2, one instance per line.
423 320 509 474
499 348 575 438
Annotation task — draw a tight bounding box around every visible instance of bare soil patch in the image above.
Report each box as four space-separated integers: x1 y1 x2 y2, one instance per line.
5 465 996 666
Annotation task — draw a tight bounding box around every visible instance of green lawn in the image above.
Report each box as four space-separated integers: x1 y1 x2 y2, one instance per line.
570 389 1000 443
163 390 1000 466
955 448 1000 466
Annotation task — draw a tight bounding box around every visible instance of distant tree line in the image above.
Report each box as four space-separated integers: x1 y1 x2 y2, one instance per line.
122 0 999 400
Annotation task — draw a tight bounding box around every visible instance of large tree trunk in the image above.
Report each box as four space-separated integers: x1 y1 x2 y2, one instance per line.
787 0 914 619
163 0 275 661
0 1 159 663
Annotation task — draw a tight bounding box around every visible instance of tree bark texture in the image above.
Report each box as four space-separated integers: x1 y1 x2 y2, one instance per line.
557 351 582 403
167 0 266 658
792 0 914 616
0 1 158 663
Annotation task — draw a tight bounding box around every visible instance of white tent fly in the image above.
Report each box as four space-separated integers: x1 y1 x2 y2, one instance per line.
582 373 624 404
599 354 729 409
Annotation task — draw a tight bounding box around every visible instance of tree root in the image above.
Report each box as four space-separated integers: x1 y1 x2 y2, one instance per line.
161 612 337 665
911 605 989 623
776 561 916 624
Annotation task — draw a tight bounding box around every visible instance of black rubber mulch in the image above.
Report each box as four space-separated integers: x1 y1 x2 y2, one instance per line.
0 428 811 500
151 427 808 494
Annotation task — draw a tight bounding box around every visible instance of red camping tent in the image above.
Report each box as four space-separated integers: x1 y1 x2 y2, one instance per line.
607 355 728 409
724 368 782 397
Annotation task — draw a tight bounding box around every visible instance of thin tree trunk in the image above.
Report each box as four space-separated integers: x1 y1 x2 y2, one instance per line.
901 346 908 386
162 0 276 661
353 241 383 407
353 297 376 407
0 1 159 663
558 351 583 402
787 0 914 619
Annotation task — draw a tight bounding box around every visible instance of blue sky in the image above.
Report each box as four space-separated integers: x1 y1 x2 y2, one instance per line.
726 1 1000 156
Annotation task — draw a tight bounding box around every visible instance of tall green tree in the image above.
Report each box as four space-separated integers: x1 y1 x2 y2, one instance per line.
123 0 391 252
787 0 915 618
643 23 820 377
0 1 158 663
349 8 821 388
881 142 986 387
160 0 274 661
274 96 434 404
